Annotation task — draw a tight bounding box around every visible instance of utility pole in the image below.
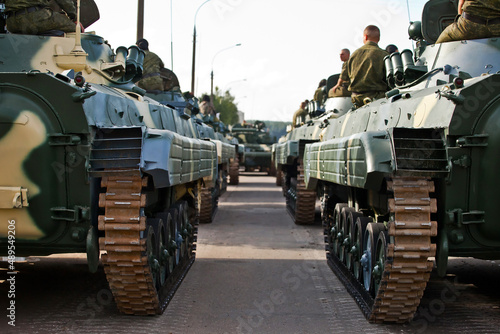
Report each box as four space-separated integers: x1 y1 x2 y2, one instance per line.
191 0 211 95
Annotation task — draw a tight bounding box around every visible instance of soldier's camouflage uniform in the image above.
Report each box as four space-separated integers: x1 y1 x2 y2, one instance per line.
342 41 388 108
5 0 76 34
436 0 500 43
136 50 164 92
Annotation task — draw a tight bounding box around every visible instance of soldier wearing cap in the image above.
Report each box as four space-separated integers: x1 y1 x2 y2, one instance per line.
436 0 500 43
328 48 351 98
135 38 165 92
343 25 388 108
4 0 77 34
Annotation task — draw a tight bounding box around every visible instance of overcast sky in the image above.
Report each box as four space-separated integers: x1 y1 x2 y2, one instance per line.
89 0 429 122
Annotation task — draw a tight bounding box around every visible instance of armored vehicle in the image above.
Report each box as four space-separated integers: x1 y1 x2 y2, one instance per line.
192 117 239 223
0 1 217 315
300 0 500 323
142 74 239 222
274 95 352 224
231 121 275 174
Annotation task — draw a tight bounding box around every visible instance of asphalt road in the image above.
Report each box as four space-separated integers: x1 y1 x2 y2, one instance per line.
1 173 500 333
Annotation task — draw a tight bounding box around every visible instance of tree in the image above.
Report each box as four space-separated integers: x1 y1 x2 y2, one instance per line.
201 87 239 125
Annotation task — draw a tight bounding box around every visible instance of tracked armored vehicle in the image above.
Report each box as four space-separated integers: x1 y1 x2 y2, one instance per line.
142 73 239 222
301 0 500 323
0 1 217 315
274 95 352 224
192 117 239 223
231 121 275 174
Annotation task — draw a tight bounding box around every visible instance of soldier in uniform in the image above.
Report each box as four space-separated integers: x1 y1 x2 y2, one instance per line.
343 25 388 108
436 0 500 43
328 48 351 98
313 79 327 104
292 100 309 128
135 38 165 92
5 0 77 34
198 94 219 122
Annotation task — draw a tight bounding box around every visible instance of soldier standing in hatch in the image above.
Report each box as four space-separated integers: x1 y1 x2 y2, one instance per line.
328 48 351 98
4 0 77 34
135 38 165 92
436 0 500 43
343 25 388 108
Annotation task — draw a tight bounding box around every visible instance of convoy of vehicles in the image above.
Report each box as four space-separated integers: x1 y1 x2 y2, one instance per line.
1 0 498 325
277 0 500 323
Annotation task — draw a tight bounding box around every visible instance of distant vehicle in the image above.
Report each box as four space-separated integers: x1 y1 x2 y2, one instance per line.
231 121 275 174
274 83 353 224
144 74 239 223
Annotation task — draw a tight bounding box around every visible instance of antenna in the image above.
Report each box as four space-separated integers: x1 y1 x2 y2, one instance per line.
406 0 416 51
170 0 173 70
73 0 85 53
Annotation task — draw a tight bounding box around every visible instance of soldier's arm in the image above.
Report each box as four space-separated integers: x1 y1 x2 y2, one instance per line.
334 64 348 91
55 0 77 20
458 0 465 15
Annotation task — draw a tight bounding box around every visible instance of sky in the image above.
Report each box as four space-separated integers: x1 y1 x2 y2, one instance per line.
89 0 429 122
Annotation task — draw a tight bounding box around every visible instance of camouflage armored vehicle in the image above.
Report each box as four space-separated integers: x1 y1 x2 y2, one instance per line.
301 0 500 323
231 121 275 174
0 1 217 315
274 80 353 224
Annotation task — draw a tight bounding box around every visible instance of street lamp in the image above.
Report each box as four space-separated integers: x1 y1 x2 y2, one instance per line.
191 0 212 95
211 43 242 101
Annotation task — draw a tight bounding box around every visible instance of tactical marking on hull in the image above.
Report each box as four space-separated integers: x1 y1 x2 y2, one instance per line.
133 100 156 128
0 111 46 239
312 125 322 139
340 112 352 137
413 94 440 128
316 144 322 180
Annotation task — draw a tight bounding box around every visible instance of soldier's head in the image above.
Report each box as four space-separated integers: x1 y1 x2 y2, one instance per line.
136 38 149 51
385 44 398 54
363 25 381 44
340 48 350 62
318 79 327 88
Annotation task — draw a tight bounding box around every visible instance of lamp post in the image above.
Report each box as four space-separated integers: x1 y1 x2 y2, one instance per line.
191 0 212 95
211 43 241 101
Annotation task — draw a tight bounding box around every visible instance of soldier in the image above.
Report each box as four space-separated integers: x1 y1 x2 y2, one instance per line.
292 100 309 128
343 25 388 108
4 0 77 34
385 44 398 54
436 0 500 43
328 48 351 98
135 38 165 92
198 94 219 122
313 79 327 105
